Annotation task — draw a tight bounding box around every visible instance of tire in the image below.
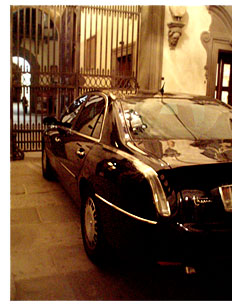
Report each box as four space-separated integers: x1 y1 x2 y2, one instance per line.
42 146 55 180
81 193 106 263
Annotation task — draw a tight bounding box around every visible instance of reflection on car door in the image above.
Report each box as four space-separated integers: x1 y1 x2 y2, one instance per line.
57 93 107 200
49 95 87 179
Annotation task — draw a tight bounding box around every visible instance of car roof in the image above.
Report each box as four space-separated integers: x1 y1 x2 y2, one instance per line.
117 91 232 108
95 90 232 109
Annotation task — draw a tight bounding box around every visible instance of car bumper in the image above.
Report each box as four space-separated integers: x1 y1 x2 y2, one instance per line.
97 194 232 265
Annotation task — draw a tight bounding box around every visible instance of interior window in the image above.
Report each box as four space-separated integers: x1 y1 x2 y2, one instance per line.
73 95 106 138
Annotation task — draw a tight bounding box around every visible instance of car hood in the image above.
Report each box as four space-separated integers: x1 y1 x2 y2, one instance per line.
134 139 232 168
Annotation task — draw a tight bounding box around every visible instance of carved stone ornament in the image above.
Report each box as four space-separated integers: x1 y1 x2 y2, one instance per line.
167 22 185 49
201 31 211 44
169 6 186 21
168 6 186 49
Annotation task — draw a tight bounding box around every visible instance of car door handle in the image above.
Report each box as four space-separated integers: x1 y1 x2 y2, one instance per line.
55 136 61 143
76 148 85 158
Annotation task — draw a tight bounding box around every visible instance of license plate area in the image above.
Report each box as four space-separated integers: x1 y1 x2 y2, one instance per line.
219 185 232 213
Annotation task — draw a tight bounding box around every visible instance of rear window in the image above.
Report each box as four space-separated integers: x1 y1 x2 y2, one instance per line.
121 97 232 140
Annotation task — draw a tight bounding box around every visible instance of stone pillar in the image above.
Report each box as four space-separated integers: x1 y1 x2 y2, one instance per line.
137 6 165 93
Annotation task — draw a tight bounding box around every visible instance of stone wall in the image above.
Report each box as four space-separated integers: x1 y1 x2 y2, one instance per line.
162 6 212 95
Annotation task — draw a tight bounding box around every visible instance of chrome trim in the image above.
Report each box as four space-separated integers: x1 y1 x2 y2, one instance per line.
70 130 101 143
219 184 232 213
127 141 148 155
60 162 76 178
95 193 158 225
193 197 212 206
69 92 109 143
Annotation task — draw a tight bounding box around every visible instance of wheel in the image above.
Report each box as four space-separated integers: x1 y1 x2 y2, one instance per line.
42 146 55 180
81 194 105 262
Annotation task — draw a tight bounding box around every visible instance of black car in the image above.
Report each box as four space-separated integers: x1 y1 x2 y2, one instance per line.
42 91 232 267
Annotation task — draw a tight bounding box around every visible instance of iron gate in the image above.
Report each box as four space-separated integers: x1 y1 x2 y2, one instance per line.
10 5 140 156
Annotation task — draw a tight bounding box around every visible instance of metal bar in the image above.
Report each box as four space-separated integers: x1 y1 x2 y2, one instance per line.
84 7 87 73
100 8 103 74
23 7 26 73
82 5 139 16
25 123 28 151
125 8 129 74
94 7 97 73
75 6 81 97
35 8 38 63
16 7 20 66
135 6 140 80
89 7 93 73
53 6 56 68
105 8 109 73
16 7 20 129
20 123 23 151
22 8 26 130
59 5 62 74
120 8 125 72
41 8 44 72
70 7 74 73
64 7 68 73
110 6 114 74
131 6 135 76
116 7 119 75
38 122 41 150
47 9 51 73
29 7 32 150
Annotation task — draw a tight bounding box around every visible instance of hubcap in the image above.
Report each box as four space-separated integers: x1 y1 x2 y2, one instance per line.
84 197 98 249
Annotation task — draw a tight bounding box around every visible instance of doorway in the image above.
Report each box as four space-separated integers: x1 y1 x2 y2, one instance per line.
215 51 232 106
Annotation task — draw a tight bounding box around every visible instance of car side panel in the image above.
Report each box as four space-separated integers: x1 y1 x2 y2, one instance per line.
77 141 161 250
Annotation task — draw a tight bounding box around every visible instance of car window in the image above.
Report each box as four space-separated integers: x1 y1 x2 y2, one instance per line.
73 94 106 139
121 97 232 140
60 94 88 125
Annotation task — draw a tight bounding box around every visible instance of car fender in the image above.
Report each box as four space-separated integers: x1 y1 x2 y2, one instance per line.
79 142 170 224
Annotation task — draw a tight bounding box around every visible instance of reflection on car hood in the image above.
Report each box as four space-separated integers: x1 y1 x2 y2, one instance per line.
135 139 232 168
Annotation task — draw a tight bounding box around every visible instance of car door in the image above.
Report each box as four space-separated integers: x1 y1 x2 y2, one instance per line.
57 93 108 200
50 94 89 177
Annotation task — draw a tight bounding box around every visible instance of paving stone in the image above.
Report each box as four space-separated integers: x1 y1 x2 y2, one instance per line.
25 181 61 194
48 244 94 274
11 184 26 195
11 207 41 224
66 270 135 300
11 249 57 281
44 221 81 243
11 222 81 252
11 193 57 209
11 165 34 177
14 274 76 300
37 204 79 223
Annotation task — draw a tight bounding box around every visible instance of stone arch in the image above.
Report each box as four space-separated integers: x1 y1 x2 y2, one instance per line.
11 7 59 111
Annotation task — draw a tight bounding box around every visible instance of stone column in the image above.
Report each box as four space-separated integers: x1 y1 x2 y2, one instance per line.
137 6 165 93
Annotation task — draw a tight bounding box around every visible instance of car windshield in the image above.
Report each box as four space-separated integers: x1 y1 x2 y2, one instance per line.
121 96 232 140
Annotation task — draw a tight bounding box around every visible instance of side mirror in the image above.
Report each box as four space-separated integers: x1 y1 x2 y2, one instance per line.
43 116 58 126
